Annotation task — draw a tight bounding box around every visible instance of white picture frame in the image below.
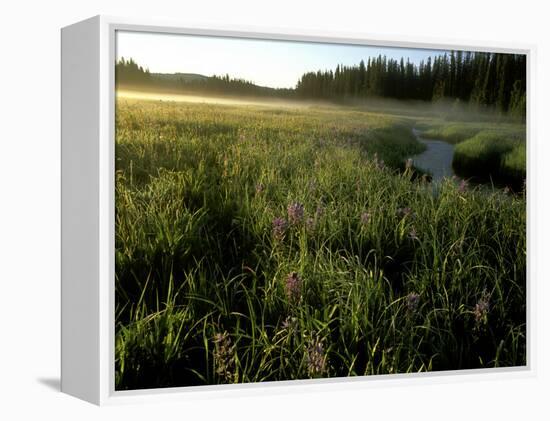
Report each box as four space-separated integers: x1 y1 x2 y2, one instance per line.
61 15 534 405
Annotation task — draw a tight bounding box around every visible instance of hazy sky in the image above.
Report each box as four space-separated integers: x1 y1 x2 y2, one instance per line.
116 30 448 89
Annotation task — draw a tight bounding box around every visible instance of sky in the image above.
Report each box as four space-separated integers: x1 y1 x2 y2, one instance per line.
116 30 448 90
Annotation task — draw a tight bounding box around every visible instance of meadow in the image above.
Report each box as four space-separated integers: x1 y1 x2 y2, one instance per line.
115 95 526 390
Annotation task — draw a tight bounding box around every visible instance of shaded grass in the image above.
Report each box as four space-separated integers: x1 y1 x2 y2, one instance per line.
501 145 527 183
453 131 526 187
417 120 526 187
115 97 526 390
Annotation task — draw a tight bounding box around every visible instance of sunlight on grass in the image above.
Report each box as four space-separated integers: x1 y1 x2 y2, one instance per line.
114 97 526 390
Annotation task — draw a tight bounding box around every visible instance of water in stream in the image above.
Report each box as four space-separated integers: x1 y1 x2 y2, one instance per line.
410 128 455 182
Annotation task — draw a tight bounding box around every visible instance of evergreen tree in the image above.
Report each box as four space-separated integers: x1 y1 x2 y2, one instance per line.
116 50 526 116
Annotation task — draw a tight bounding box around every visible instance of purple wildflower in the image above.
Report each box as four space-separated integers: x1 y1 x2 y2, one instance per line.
361 212 371 226
458 179 468 193
406 292 420 313
474 290 491 326
213 332 235 382
315 204 324 218
272 217 288 240
284 272 302 303
282 316 297 331
397 207 413 219
307 337 327 377
287 202 305 225
305 217 316 232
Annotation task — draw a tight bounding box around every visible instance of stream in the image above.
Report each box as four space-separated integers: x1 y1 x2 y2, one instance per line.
411 128 455 182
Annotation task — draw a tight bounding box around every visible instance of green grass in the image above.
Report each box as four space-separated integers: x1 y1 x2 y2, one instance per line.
501 145 527 182
452 131 526 186
421 123 482 144
416 120 526 186
115 97 526 390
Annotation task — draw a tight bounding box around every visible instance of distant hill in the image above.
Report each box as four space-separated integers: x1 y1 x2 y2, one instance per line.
116 58 294 98
151 73 209 83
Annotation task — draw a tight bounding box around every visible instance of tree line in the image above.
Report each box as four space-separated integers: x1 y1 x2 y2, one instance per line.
116 51 526 117
115 57 293 97
296 51 526 116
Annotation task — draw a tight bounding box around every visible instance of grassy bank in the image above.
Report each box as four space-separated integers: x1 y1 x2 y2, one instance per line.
115 97 526 390
419 121 526 187
452 131 525 188
421 123 482 144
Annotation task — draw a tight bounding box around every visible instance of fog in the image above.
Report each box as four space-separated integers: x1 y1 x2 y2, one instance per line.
116 89 521 124
116 89 323 110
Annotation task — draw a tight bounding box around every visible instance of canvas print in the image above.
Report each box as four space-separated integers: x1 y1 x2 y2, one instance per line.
114 30 527 390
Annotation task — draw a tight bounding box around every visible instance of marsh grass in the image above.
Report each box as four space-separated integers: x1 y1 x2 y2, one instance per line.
452 131 526 187
115 97 526 390
417 120 526 187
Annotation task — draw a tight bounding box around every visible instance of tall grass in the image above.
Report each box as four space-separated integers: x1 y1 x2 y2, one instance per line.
115 98 526 390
